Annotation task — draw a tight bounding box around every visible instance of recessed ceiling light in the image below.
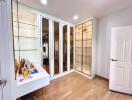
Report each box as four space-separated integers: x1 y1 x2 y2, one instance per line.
73 15 78 20
41 0 47 5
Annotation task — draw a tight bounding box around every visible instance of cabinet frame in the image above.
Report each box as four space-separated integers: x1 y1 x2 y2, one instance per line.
74 18 96 77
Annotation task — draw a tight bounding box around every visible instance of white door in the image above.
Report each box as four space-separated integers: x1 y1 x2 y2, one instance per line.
0 62 2 100
0 1 4 100
0 0 13 100
109 26 132 94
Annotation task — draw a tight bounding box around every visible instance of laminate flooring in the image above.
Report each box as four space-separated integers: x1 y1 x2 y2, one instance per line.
20 72 132 100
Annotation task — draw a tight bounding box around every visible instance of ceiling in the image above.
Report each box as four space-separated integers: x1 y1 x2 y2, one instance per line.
19 0 132 24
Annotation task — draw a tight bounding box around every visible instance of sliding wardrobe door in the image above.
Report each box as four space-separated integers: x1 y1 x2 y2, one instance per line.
63 25 67 72
42 18 49 74
54 21 59 75
75 24 83 71
82 20 92 75
70 27 74 69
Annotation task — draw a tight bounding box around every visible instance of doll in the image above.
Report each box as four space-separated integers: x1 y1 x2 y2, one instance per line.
22 65 30 76
29 64 38 74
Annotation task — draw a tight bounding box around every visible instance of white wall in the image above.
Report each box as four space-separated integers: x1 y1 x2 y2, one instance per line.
96 7 132 79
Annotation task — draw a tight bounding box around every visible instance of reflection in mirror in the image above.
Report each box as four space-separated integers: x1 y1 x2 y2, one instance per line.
63 25 67 72
42 18 49 74
54 22 59 75
70 27 74 69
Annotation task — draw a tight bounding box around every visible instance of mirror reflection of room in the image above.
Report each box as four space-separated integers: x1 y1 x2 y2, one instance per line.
63 25 67 72
54 22 59 75
42 18 49 74
70 27 74 70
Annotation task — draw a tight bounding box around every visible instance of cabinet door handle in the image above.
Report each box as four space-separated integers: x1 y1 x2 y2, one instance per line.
0 80 7 87
110 59 118 61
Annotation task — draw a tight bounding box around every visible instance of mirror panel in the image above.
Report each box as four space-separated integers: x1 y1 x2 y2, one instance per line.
42 18 49 74
63 25 67 72
54 22 59 75
70 27 74 69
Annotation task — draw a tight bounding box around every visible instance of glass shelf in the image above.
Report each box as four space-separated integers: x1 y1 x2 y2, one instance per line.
13 22 37 37
14 35 38 39
13 21 37 26
76 39 82 41
14 36 39 50
15 49 38 51
82 39 92 41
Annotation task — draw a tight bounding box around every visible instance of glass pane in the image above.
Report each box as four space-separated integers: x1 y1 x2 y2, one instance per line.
42 18 49 74
19 50 40 63
82 20 93 75
75 47 82 56
19 38 38 50
14 37 19 50
82 64 91 75
76 41 82 47
54 22 59 75
75 55 82 71
70 27 74 69
63 25 67 72
19 23 37 37
13 22 18 36
75 24 82 71
14 51 19 61
12 1 17 22
18 6 37 25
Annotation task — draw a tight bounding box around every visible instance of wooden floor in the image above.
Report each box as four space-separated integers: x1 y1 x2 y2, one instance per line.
21 72 132 100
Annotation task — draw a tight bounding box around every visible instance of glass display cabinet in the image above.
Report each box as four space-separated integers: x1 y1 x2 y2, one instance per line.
11 0 74 99
75 24 83 72
75 19 95 76
12 0 50 98
12 0 41 84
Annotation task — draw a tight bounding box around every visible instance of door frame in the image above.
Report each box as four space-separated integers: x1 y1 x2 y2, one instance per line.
0 0 15 100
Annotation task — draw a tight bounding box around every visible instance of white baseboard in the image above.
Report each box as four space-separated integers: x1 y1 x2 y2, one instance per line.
51 69 75 80
51 69 94 80
75 70 93 79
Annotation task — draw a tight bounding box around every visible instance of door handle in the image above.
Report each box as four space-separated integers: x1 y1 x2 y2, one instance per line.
110 59 118 61
0 80 7 87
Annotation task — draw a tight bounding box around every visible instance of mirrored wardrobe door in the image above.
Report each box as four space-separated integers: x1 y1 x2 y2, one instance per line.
63 25 67 72
70 27 74 70
42 18 50 74
54 21 59 75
